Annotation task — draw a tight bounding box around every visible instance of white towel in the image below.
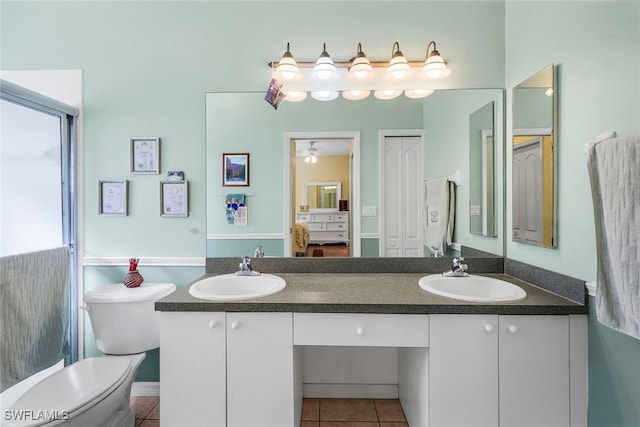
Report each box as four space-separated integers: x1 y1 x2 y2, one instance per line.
0 246 70 391
423 178 456 252
586 134 640 339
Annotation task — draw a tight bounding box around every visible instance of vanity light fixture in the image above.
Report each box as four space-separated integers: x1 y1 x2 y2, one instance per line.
276 43 299 81
387 42 411 79
348 43 373 80
422 41 451 79
374 89 403 100
283 91 307 102
313 43 337 80
342 89 371 101
404 88 435 99
267 40 451 103
311 90 339 101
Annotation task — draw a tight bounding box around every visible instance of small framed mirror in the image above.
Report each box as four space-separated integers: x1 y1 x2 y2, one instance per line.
304 181 341 212
512 64 557 248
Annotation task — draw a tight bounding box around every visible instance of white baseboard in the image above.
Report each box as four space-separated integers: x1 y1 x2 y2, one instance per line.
131 382 160 397
303 384 398 399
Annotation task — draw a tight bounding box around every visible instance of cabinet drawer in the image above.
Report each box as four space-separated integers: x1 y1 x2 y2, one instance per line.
310 231 347 241
307 223 326 231
310 214 332 222
334 213 348 222
297 213 310 222
326 222 346 231
294 313 429 347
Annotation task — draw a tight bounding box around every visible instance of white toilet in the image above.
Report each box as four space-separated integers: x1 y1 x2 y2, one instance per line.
6 282 176 427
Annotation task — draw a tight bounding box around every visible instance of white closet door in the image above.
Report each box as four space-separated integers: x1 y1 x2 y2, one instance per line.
381 135 422 257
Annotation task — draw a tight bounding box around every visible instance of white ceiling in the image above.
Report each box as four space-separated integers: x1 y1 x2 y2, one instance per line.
294 138 351 156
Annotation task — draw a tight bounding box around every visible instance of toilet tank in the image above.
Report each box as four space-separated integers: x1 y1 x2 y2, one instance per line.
84 282 176 354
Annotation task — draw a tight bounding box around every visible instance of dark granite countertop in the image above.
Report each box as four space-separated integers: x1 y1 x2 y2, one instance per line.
155 272 587 315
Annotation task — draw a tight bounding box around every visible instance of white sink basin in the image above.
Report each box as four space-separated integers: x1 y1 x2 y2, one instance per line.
418 274 527 303
189 273 286 301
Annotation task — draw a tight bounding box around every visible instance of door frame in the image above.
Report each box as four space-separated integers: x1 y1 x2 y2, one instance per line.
284 131 361 257
378 129 424 257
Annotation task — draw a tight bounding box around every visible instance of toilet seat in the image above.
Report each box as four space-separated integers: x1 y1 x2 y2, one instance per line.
6 357 132 427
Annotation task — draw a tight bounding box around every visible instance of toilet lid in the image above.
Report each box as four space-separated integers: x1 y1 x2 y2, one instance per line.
7 358 131 427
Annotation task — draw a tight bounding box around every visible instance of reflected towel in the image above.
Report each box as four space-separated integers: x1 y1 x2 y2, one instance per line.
587 134 640 339
423 178 456 252
294 222 310 252
0 246 70 392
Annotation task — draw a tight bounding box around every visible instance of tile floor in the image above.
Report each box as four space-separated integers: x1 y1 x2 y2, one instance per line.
130 396 409 427
302 398 408 427
130 396 160 427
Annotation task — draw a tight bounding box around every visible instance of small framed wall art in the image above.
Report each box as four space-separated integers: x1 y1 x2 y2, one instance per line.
131 137 160 174
223 153 250 186
160 180 188 217
99 180 128 216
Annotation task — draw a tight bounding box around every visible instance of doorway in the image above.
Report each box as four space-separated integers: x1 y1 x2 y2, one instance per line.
284 131 361 257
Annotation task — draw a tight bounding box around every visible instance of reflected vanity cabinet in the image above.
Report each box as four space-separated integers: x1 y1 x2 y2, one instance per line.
296 212 349 244
428 314 588 427
160 312 295 427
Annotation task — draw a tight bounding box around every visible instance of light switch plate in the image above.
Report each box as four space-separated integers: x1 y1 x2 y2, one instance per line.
362 206 377 217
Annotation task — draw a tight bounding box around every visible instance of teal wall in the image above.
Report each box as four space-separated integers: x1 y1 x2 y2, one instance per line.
505 2 640 426
2 1 640 422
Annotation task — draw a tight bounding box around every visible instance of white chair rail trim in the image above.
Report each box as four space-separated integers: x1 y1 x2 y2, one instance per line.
83 257 205 267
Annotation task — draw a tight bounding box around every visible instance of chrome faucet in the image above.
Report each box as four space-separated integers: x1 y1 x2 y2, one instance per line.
443 257 469 277
254 245 264 258
236 256 254 276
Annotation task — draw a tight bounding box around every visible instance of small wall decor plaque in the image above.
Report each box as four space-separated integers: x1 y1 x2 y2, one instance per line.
131 137 160 174
160 180 188 217
223 153 250 186
99 180 127 216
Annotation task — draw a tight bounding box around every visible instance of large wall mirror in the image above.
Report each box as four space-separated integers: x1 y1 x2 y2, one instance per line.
512 64 557 248
206 89 504 258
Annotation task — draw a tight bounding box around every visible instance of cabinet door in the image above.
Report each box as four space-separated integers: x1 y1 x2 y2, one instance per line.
499 315 569 427
429 314 499 427
227 312 294 427
160 312 226 427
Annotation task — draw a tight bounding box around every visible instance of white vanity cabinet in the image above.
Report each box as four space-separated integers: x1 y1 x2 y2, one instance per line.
160 312 226 427
296 212 349 244
429 315 587 427
226 312 295 427
160 312 295 427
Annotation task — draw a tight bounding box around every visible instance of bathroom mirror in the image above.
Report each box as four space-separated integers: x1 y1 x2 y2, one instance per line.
469 101 496 237
512 64 557 248
206 89 505 258
304 181 341 211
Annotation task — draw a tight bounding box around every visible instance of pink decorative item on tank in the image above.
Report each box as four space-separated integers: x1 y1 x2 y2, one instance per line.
123 258 144 288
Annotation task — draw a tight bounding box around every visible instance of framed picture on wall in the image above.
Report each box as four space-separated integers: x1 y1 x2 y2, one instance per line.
160 180 188 217
99 180 127 216
131 137 160 174
223 153 250 186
